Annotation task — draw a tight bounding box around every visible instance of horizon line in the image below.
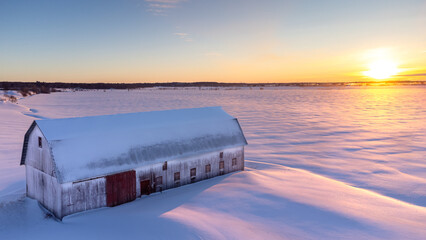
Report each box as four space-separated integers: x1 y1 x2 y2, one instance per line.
1 80 425 85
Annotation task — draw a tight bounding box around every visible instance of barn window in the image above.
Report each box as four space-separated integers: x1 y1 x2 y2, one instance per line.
205 164 211 173
155 176 163 185
155 176 163 192
220 152 223 158
163 161 167 171
38 137 42 148
232 158 237 166
174 172 180 187
219 160 224 170
174 172 180 181
190 168 196 183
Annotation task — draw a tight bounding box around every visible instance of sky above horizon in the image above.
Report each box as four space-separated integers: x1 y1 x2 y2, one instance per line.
0 0 425 83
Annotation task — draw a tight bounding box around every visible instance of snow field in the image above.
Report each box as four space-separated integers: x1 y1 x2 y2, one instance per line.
1 86 425 239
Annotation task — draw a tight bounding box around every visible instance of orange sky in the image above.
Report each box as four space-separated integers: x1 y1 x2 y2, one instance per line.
1 1 425 83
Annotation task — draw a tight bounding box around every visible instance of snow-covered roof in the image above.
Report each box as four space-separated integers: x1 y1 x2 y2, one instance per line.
22 107 247 183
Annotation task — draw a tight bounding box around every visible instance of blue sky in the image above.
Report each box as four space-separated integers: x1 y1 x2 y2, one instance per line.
1 0 425 82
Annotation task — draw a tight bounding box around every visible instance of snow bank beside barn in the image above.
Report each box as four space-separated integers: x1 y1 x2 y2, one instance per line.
2 161 426 240
0 101 34 205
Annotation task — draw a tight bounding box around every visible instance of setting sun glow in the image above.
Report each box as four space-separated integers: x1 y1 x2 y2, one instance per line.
363 49 401 80
363 59 400 80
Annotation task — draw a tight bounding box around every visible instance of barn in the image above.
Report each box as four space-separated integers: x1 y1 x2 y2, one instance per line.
20 107 247 219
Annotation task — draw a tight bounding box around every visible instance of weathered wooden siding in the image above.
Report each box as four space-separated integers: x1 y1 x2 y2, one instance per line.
25 126 61 217
61 178 106 218
26 166 61 218
136 146 244 196
24 126 56 177
31 146 244 219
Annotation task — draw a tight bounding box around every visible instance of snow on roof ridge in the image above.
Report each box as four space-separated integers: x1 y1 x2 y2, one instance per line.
35 106 235 142
35 106 228 123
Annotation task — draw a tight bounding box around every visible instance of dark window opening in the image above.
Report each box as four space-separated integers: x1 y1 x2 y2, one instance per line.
220 152 223 158
190 168 196 183
190 168 196 177
38 137 42 148
232 158 237 166
163 161 168 171
205 164 211 173
155 176 163 186
174 172 180 181
155 176 163 192
174 172 181 187
219 160 224 170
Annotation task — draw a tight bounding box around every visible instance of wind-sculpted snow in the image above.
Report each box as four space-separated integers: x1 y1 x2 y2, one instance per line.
1 86 426 239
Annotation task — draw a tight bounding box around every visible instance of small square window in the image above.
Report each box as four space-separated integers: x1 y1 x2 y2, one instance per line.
219 160 224 170
190 168 196 183
190 168 196 178
232 158 237 166
220 152 223 158
38 137 42 148
174 172 180 181
205 164 211 173
155 176 163 185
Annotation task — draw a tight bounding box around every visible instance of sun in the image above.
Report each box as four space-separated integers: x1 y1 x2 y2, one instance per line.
362 53 400 80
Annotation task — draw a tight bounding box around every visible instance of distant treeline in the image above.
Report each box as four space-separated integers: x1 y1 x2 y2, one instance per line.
1 80 425 92
0 81 244 91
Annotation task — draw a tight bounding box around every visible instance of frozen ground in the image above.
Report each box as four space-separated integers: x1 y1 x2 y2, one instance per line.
1 86 426 239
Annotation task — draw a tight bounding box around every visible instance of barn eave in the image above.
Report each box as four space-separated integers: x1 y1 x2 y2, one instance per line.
20 121 37 165
234 118 248 145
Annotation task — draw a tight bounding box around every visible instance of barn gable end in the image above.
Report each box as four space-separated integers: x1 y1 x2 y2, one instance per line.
22 123 62 217
23 124 56 177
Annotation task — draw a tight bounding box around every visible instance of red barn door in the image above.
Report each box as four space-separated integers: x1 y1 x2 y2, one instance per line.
106 170 136 207
140 180 151 196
